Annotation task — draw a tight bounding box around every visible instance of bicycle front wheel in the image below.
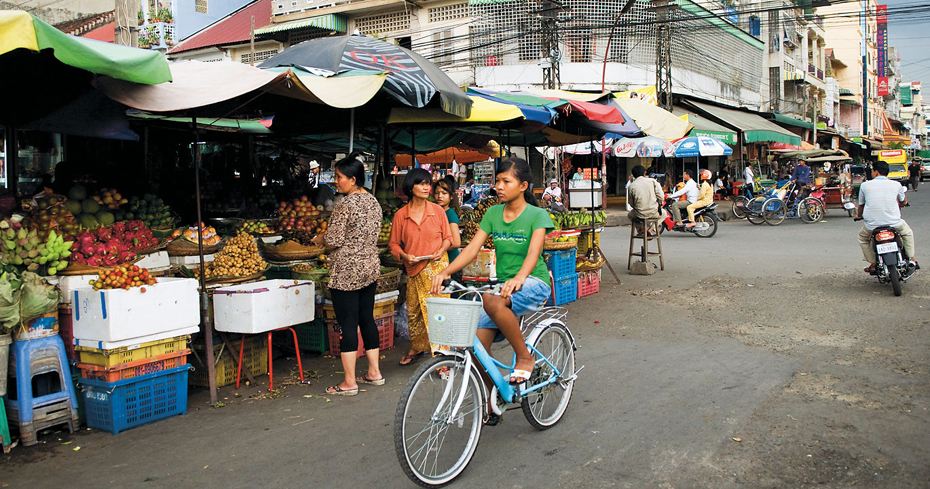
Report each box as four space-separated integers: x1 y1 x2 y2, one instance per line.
522 323 576 429
730 197 749 219
395 356 485 488
762 198 787 226
798 198 824 223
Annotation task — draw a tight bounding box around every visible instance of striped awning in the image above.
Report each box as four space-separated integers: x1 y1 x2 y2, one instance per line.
254 14 347 35
783 71 805 81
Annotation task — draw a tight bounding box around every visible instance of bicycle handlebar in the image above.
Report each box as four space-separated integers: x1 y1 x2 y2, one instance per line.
441 279 503 296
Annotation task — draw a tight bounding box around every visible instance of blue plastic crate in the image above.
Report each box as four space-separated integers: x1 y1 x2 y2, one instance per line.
546 273 578 306
543 249 577 280
78 365 190 434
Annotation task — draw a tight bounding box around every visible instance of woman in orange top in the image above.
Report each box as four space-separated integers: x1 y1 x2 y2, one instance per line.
389 168 452 366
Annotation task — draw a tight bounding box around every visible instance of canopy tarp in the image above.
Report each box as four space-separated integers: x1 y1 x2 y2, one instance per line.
263 66 387 109
466 88 558 125
673 106 737 145
394 147 493 167
387 95 524 125
20 90 138 140
529 89 612 103
615 97 693 140
130 113 273 134
772 113 814 130
95 60 338 113
684 100 801 145
0 10 170 84
776 149 846 159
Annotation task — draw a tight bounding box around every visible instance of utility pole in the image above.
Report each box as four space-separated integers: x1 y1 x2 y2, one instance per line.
540 0 562 90
649 0 678 112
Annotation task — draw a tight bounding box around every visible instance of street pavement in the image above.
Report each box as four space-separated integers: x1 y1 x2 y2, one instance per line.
2 189 928 488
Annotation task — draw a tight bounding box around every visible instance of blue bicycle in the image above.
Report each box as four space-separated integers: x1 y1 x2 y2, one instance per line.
394 281 580 487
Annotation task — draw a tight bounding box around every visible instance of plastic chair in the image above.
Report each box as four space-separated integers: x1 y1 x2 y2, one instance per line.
7 335 79 446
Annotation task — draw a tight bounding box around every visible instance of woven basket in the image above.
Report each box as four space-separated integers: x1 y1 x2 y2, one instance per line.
543 235 578 251
259 240 324 261
376 267 402 294
166 238 222 256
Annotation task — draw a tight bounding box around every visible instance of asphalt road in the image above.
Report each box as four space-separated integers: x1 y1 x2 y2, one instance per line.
2 188 928 488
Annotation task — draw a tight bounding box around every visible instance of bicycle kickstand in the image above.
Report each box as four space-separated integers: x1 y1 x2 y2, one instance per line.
559 365 585 388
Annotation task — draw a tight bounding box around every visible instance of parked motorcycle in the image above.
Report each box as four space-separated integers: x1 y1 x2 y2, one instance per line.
856 218 917 296
659 198 720 238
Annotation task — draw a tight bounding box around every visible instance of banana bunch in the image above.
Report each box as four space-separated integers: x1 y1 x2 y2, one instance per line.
549 211 607 230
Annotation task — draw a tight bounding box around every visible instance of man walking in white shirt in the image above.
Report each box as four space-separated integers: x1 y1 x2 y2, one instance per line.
666 170 698 226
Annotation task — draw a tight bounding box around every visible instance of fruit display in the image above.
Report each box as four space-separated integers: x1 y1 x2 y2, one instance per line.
292 263 324 273
549 211 606 230
89 265 157 291
182 224 222 246
278 229 317 247
117 194 177 230
317 253 330 268
109 221 161 251
64 184 118 230
379 218 391 243
275 196 327 232
27 191 80 240
0 220 73 275
70 226 140 268
237 220 275 235
257 187 278 209
203 232 266 279
461 196 499 249
89 187 129 210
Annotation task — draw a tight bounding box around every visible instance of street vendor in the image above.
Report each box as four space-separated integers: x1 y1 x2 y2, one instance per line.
389 168 452 366
542 179 566 213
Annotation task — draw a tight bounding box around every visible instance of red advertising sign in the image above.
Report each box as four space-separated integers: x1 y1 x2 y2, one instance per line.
876 5 888 95
876 4 887 24
878 76 889 96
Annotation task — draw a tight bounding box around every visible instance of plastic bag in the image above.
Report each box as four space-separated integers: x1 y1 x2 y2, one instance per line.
394 306 409 340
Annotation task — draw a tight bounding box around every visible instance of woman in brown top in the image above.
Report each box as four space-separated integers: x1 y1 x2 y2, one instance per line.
311 153 383 396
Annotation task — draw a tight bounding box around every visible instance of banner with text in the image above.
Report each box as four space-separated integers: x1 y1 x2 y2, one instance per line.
877 5 888 96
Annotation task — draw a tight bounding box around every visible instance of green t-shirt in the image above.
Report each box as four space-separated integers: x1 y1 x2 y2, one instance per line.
445 208 460 263
479 204 553 283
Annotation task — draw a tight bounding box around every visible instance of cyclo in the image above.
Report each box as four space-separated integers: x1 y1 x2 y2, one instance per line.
744 180 824 225
394 280 580 487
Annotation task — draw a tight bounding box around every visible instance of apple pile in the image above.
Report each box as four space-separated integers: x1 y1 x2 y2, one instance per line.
90 265 157 291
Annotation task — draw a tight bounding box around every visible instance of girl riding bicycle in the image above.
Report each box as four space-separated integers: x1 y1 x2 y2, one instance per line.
431 157 553 385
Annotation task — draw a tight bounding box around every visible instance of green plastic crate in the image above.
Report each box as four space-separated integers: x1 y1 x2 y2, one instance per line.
294 319 328 353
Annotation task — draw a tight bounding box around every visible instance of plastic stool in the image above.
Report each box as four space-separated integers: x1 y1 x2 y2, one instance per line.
7 335 79 447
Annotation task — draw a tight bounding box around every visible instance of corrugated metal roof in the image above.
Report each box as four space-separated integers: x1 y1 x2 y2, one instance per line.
168 0 273 54
253 14 347 35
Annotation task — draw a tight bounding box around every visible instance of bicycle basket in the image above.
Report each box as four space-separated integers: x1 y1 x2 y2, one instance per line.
425 298 484 347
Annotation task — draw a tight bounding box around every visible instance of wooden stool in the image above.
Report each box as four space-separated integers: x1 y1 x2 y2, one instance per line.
628 218 664 271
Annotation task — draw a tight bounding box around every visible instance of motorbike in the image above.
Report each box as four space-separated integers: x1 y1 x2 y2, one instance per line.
856 218 917 296
659 198 720 238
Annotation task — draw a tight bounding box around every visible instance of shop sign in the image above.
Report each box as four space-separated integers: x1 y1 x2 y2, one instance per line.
877 5 888 96
691 130 737 145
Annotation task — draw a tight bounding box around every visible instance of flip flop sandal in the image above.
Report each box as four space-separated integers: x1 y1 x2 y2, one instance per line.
357 375 385 386
508 369 532 385
399 351 425 366
325 385 358 396
484 413 503 426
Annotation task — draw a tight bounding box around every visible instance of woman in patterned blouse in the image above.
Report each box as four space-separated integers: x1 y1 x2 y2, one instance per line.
311 153 383 396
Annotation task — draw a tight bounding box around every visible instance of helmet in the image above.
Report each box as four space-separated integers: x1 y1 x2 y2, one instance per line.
700 169 712 180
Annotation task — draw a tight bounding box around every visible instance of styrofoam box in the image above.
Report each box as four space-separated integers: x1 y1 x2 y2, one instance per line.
73 325 199 350
137 251 170 269
213 280 314 333
72 277 200 343
55 274 98 304
169 254 214 266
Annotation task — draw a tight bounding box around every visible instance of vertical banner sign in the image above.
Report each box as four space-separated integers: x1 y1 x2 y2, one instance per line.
877 5 888 96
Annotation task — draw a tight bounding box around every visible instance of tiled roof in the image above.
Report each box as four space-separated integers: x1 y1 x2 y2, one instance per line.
54 10 116 37
169 0 272 54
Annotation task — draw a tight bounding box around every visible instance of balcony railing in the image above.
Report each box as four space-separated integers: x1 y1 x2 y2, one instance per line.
808 63 815 75
138 22 176 50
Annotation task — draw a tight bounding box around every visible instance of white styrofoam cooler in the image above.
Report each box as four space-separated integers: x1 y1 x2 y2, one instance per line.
136 251 170 270
169 254 214 266
56 274 98 305
213 279 314 333
72 277 200 343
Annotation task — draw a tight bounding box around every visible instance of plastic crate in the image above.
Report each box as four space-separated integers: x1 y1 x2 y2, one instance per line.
543 249 577 280
294 319 328 353
75 335 189 368
77 350 190 383
189 335 268 388
327 313 394 358
546 273 578 306
577 268 601 298
577 229 602 257
79 365 190 434
322 296 397 320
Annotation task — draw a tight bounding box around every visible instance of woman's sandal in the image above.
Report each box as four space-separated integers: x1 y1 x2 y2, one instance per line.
399 351 425 366
508 369 533 385
485 413 503 426
357 375 385 386
325 385 358 396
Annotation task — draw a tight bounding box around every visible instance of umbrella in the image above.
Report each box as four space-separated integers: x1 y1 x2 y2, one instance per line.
613 136 674 158
669 136 733 157
0 10 170 125
613 97 693 141
259 35 472 118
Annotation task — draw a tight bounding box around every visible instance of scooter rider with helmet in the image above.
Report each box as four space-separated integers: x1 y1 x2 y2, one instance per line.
685 170 715 228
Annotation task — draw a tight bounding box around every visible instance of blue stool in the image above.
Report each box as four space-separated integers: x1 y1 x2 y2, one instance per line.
7 335 79 447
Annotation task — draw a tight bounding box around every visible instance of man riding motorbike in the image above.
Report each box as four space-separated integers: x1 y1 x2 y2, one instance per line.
666 170 697 227
686 170 714 228
856 161 918 274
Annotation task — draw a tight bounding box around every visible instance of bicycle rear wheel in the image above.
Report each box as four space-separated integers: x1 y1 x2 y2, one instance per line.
762 198 787 226
746 196 766 225
798 197 824 223
522 323 576 429
395 356 484 487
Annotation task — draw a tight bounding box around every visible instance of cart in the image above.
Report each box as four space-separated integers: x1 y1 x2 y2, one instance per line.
810 185 856 217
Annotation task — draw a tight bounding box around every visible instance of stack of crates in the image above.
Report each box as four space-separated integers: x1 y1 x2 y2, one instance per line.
322 291 397 357
543 249 578 306
74 335 192 434
577 228 603 258
577 268 601 299
188 335 268 388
